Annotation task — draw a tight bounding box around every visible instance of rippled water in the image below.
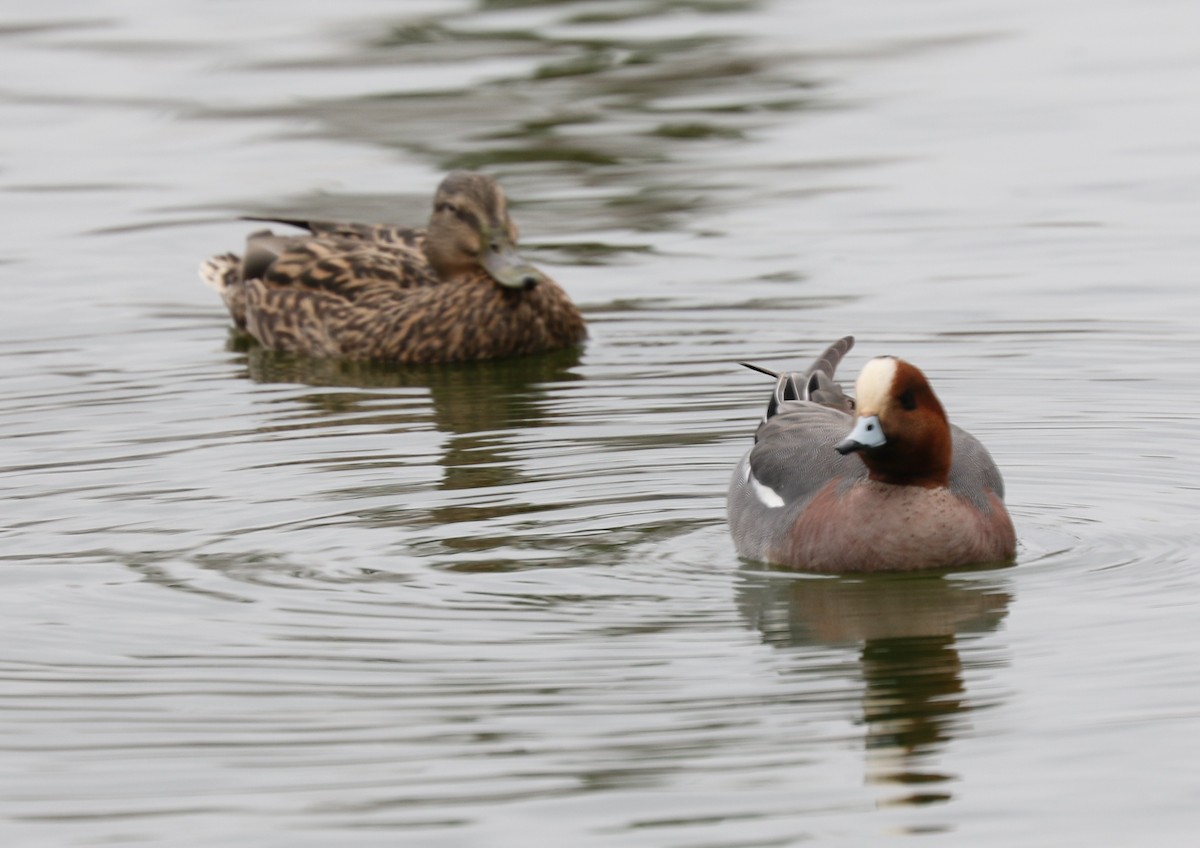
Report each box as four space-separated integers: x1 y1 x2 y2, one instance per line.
3 0 1200 845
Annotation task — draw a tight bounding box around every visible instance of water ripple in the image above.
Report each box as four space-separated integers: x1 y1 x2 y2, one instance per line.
3 0 1200 845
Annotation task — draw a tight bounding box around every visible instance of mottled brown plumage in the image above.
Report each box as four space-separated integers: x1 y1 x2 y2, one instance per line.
199 171 587 364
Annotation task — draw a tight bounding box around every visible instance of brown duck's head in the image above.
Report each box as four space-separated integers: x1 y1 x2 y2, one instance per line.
422 171 546 290
834 356 953 488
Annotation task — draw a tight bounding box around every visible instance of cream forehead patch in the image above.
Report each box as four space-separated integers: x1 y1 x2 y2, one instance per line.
854 357 898 414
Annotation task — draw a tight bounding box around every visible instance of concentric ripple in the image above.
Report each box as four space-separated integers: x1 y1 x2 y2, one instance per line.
3 0 1200 846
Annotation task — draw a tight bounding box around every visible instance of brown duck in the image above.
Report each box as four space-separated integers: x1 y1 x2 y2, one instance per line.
199 171 587 364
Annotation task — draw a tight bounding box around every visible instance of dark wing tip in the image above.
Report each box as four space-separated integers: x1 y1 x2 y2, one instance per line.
239 215 317 234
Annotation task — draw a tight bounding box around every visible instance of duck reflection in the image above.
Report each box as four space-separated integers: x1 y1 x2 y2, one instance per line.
232 332 581 518
736 568 1011 807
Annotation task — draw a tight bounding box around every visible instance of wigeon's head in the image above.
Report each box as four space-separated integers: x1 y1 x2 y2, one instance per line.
835 356 952 487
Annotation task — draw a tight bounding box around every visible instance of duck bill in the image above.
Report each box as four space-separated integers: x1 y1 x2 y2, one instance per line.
835 414 886 455
481 240 545 291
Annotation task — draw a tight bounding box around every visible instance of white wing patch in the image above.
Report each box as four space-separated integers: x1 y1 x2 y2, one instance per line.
749 470 785 509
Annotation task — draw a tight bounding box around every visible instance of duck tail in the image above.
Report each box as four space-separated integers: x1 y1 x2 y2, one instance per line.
740 336 857 422
199 252 241 293
803 335 855 410
199 252 248 329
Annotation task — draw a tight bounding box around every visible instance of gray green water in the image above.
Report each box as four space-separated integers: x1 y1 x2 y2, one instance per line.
2 1 1199 845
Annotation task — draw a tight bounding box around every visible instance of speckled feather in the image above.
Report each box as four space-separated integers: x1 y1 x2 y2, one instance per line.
200 172 587 364
242 268 585 364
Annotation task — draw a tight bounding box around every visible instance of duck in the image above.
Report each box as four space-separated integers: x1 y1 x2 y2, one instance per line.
728 336 1016 572
199 171 587 364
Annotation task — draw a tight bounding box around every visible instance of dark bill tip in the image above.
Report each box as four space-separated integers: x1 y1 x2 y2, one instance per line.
834 438 862 456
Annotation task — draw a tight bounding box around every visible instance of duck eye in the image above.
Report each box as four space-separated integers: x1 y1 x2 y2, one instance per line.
899 389 917 411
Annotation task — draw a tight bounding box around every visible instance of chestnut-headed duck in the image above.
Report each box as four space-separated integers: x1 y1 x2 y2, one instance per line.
199 171 586 364
728 336 1016 572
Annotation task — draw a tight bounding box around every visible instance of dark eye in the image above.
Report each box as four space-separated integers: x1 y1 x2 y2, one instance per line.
490 241 500 251
899 389 917 411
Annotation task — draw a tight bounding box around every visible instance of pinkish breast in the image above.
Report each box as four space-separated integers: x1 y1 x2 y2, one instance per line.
783 480 1015 573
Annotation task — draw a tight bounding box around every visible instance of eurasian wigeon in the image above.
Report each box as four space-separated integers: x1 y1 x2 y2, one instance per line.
728 337 1016 572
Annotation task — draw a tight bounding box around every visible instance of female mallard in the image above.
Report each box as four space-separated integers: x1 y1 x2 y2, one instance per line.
199 171 587 364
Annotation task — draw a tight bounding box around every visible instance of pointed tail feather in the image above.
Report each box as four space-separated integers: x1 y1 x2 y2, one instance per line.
740 336 857 421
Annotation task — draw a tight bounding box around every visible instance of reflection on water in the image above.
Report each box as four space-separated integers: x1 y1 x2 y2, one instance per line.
238 331 582 435
861 635 962 808
240 337 584 535
3 0 1200 844
209 0 815 238
737 569 1011 808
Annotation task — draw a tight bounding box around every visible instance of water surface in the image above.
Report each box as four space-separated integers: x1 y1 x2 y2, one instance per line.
2 1 1199 845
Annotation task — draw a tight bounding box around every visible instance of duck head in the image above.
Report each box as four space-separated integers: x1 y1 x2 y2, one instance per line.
422 171 546 291
835 356 953 487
